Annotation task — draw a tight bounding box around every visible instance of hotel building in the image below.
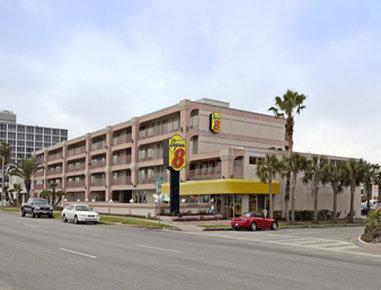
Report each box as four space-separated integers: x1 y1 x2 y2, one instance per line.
32 99 361 218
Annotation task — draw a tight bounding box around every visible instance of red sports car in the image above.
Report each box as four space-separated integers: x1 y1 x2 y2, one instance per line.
231 212 279 231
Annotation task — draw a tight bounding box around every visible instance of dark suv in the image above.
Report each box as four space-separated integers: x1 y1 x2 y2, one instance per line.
21 198 53 218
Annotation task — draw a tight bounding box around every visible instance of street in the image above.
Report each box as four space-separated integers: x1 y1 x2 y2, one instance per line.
0 211 380 290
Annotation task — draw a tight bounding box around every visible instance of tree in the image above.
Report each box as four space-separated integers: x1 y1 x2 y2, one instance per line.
11 183 23 207
39 186 64 208
10 157 40 201
0 141 11 204
282 153 307 223
256 154 282 218
302 156 328 223
346 159 365 222
323 160 349 222
362 161 380 213
268 89 307 222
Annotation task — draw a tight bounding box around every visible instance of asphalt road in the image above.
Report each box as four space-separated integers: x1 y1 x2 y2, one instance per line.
0 212 380 290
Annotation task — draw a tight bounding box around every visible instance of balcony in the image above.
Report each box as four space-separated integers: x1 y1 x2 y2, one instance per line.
139 176 168 184
112 155 131 166
112 134 132 146
188 169 221 180
91 141 106 151
111 176 132 186
68 147 86 157
47 167 62 175
47 153 62 162
35 171 44 177
91 178 106 187
34 184 44 190
67 163 85 173
67 180 85 188
90 160 106 169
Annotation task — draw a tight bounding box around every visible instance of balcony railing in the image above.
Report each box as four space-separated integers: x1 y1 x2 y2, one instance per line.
47 153 62 161
188 169 221 180
139 176 168 184
35 171 44 177
90 160 106 169
67 163 86 172
68 147 86 157
48 182 62 189
112 134 132 146
34 184 44 190
112 155 132 166
47 167 62 175
67 180 85 188
111 176 132 186
91 178 106 187
91 141 106 151
138 154 163 162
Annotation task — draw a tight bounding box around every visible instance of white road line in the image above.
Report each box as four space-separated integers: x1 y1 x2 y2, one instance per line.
23 223 39 228
59 248 97 259
136 244 183 254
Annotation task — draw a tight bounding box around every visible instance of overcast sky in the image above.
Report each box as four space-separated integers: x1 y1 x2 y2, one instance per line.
0 0 380 162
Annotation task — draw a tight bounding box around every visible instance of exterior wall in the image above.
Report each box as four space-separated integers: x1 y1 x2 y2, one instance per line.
33 99 285 205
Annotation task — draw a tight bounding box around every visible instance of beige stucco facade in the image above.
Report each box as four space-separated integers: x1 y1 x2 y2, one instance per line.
32 98 361 218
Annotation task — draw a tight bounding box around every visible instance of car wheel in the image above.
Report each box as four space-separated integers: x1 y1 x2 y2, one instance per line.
250 222 257 231
74 215 79 224
62 214 68 223
93 221 98 225
48 214 53 219
21 209 26 217
271 221 279 231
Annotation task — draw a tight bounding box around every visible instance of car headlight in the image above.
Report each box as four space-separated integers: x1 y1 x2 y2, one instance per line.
35 206 40 210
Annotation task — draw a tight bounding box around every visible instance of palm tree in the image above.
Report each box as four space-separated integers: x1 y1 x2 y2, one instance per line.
323 160 349 222
282 153 307 223
346 159 365 222
302 156 328 223
10 157 40 201
11 183 23 207
269 90 307 222
0 141 11 203
256 154 281 218
362 161 380 213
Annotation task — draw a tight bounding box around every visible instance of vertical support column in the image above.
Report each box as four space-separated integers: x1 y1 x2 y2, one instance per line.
85 133 91 202
105 126 113 201
62 141 67 193
179 99 191 182
130 118 139 187
43 149 48 192
241 195 249 213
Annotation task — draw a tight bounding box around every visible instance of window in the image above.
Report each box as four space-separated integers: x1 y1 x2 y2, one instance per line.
190 110 199 129
44 128 51 134
17 140 25 146
8 124 16 131
44 143 51 147
35 127 43 134
7 132 15 139
61 130 68 136
0 132 6 139
17 125 25 132
190 136 198 154
44 136 51 142
53 136 60 143
0 124 6 130
26 141 33 147
53 129 59 135
26 126 34 133
17 133 25 139
26 134 34 141
35 135 43 141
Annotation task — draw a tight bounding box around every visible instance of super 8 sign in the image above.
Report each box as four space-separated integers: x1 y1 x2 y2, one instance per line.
166 134 186 171
210 112 221 133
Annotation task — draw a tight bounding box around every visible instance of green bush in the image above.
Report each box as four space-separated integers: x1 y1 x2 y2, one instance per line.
362 210 381 243
294 210 314 221
273 210 283 220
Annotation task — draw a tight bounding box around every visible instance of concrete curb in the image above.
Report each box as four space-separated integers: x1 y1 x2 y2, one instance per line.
355 235 381 254
201 223 364 231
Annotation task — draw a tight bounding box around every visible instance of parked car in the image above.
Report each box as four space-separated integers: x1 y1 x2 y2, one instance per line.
231 212 278 231
21 198 53 218
361 200 378 215
62 204 100 224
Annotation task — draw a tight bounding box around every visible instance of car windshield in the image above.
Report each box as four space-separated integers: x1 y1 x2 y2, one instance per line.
242 212 252 217
75 205 92 211
34 199 48 205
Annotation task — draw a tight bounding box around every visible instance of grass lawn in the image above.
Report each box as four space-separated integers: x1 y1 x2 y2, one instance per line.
199 224 231 230
100 215 177 230
0 206 20 213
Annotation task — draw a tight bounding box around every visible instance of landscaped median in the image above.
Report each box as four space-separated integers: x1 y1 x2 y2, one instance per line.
198 220 365 231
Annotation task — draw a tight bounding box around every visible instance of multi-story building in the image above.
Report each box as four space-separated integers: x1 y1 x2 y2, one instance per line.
0 110 68 164
32 99 361 218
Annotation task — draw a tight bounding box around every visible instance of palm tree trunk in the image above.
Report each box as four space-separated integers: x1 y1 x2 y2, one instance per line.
349 179 356 223
290 173 296 224
284 173 291 222
1 156 4 205
333 189 338 222
269 180 273 219
313 183 319 223
366 183 372 212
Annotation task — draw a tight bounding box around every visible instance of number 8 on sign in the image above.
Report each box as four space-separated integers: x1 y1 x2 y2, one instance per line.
172 148 185 170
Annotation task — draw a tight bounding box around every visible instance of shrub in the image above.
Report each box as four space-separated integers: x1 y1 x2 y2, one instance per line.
294 210 314 221
362 210 381 243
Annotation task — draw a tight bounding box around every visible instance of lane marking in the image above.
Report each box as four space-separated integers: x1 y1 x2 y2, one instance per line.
59 248 97 259
136 244 183 254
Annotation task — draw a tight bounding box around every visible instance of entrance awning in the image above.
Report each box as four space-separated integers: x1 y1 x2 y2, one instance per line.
161 179 280 196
